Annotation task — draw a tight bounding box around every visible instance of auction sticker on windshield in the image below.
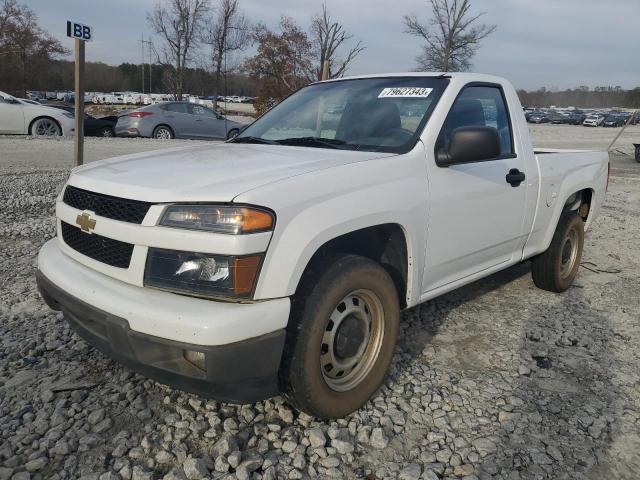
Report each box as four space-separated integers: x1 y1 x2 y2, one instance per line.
378 87 433 98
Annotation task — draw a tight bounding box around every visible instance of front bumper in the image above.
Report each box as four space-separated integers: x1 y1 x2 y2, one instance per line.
37 239 290 403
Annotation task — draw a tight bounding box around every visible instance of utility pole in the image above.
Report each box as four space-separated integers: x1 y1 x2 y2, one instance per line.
141 39 154 93
140 33 145 94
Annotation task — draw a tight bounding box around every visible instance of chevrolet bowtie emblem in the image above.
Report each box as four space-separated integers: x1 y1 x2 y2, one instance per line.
76 212 96 233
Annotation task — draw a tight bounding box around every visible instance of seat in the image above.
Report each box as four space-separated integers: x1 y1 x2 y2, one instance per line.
336 100 402 143
444 98 486 133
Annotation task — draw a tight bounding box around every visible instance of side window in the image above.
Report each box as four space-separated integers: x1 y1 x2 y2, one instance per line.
440 86 514 156
164 103 188 114
190 104 216 117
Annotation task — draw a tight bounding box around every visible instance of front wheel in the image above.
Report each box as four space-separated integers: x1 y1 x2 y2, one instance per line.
226 128 239 140
531 211 584 292
31 118 61 136
280 254 399 418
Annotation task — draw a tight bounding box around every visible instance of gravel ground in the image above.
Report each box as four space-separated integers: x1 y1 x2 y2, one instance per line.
1 127 639 480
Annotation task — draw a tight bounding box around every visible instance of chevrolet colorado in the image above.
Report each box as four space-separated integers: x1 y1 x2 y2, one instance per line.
37 73 609 418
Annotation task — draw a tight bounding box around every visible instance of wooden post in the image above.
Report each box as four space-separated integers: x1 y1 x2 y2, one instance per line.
607 109 638 152
74 38 85 166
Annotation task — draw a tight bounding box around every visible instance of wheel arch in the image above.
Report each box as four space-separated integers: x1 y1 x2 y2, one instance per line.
541 186 595 253
153 123 174 138
29 116 62 136
292 223 410 309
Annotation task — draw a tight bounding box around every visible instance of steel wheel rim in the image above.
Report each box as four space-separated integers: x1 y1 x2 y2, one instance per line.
102 128 113 137
35 119 59 136
321 289 385 392
156 128 171 139
560 227 579 279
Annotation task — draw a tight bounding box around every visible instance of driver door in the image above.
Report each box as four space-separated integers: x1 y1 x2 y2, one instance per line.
0 96 25 134
422 84 529 293
189 104 227 139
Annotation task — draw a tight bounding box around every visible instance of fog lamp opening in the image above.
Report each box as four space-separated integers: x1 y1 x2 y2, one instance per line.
184 350 206 371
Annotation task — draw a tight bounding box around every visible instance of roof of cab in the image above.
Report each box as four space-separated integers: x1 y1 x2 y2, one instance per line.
316 72 510 85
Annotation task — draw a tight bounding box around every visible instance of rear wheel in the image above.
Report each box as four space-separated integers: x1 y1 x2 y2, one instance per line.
99 126 114 137
153 125 174 139
31 117 61 136
280 254 400 418
532 211 584 292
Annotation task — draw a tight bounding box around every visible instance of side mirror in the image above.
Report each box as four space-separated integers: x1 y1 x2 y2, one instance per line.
436 126 501 167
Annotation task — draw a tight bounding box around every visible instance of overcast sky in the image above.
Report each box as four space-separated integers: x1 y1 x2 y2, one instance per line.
28 0 639 90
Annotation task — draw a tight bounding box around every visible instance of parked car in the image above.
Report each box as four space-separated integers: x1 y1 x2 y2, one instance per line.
548 112 569 124
567 112 587 125
115 101 242 140
50 105 117 137
528 112 550 123
37 73 609 418
0 90 74 136
583 115 605 127
602 115 624 127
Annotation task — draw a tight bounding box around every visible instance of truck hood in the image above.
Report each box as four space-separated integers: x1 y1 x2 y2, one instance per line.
67 143 394 202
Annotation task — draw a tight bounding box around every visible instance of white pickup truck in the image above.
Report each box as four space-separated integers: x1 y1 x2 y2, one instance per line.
37 73 609 418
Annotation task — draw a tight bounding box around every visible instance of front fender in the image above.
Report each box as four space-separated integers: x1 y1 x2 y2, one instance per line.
239 149 429 305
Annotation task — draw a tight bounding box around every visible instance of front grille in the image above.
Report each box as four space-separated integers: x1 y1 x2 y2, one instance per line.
61 222 134 268
63 186 152 224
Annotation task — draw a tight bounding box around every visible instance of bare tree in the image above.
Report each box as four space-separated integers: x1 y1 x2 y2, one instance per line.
202 0 250 108
0 0 67 95
147 0 209 99
0 0 18 39
310 4 364 80
403 0 495 72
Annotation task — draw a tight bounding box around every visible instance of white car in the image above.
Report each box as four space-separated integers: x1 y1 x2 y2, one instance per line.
583 115 604 127
0 91 75 136
37 73 608 418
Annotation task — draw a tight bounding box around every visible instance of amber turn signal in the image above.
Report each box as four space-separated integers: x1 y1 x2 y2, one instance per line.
240 208 273 233
233 255 262 295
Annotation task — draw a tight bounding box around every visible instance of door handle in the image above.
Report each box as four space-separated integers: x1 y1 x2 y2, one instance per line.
506 168 525 187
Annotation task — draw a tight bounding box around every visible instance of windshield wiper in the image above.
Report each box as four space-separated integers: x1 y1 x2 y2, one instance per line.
275 137 348 149
231 136 279 145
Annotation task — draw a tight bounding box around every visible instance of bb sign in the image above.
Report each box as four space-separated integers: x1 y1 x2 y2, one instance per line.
66 21 92 41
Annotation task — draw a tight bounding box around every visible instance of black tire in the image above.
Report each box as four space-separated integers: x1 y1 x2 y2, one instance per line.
153 125 174 139
30 117 62 136
280 254 400 418
99 127 114 137
226 128 239 140
531 211 584 292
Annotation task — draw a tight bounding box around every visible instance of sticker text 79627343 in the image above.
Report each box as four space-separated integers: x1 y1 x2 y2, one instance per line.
378 87 433 98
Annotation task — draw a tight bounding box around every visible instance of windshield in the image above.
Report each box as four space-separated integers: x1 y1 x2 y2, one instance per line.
235 77 449 153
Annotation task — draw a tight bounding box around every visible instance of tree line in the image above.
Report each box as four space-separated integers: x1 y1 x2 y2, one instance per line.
2 0 639 112
518 87 640 109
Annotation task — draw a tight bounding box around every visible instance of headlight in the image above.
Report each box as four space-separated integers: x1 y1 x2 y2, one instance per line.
160 205 274 234
61 112 74 119
144 248 262 299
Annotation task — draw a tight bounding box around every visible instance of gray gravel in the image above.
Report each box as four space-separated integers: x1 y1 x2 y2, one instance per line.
1 134 639 479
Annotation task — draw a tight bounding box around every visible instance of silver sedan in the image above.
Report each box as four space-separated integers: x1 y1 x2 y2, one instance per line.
115 102 243 140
